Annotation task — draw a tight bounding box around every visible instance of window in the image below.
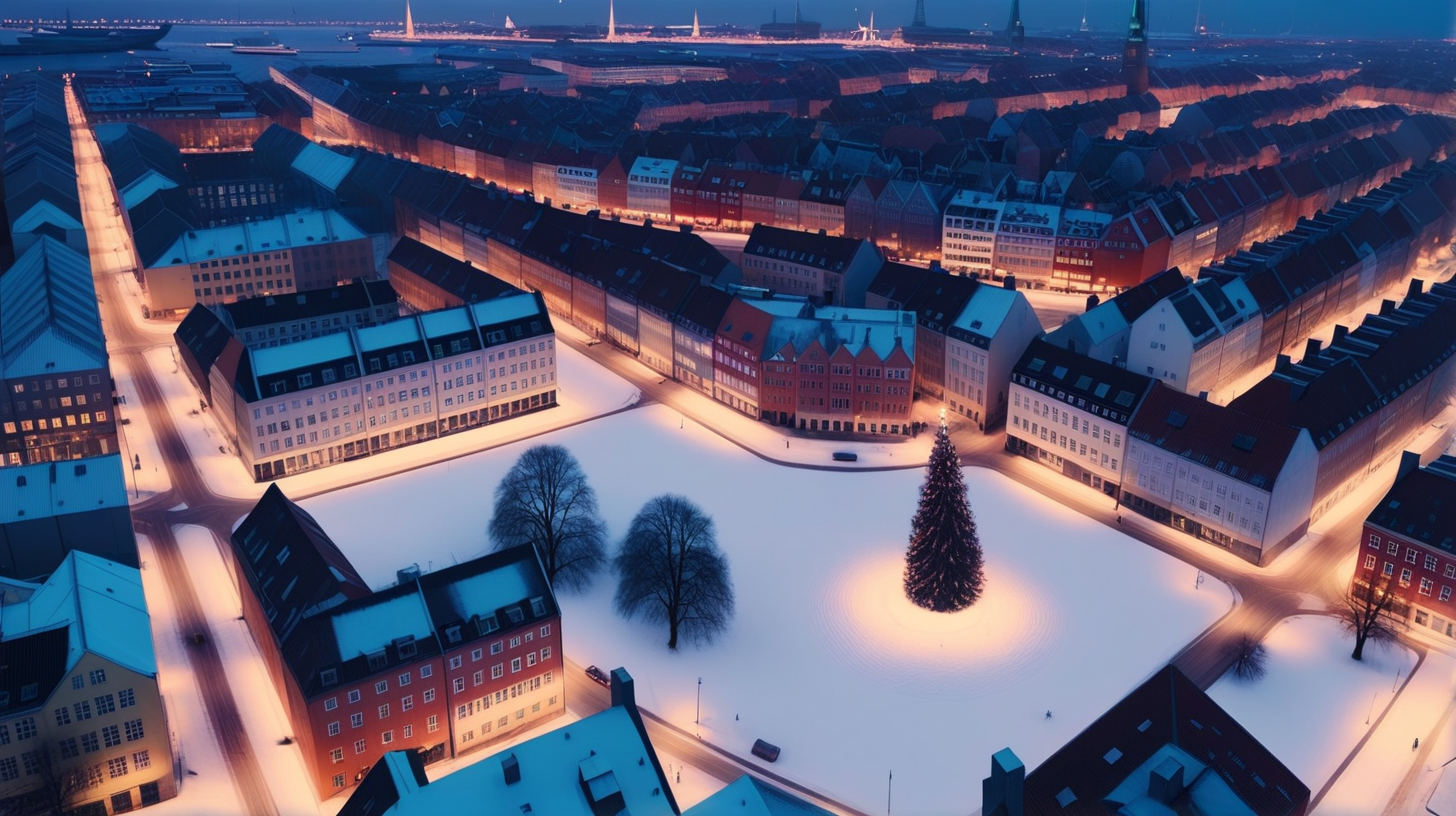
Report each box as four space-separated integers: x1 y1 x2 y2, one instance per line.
527 653 537 667
423 689 435 703
15 718 36 740
118 688 135 708
1408 549 1419 564
539 624 551 638
124 719 144 741
133 750 150 770
72 675 84 690
453 678 465 694
324 697 338 712
1369 534 1381 548
449 656 462 670
1389 542 1400 555
541 647 552 661
348 690 361 704
473 670 483 686
378 704 390 719
89 669 106 685
428 715 439 733
1427 555 1440 572
351 713 363 728
472 648 483 662
95 694 116 714
108 756 129 779
510 636 522 648
55 707 72 726
401 695 413 711
1384 562 1395 575
511 658 522 673
398 672 411 687
0 758 15 781
1443 587 1453 602
420 665 433 679
382 730 394 745
375 680 388 695
491 642 503 655
333 774 346 789
403 725 413 739
1421 579 1434 596
60 737 79 759
328 722 341 737
492 664 504 680
1401 568 1413 587
1365 554 1377 570
103 726 121 747
1447 565 1456 579
354 739 367 755
330 748 343 763
82 732 99 753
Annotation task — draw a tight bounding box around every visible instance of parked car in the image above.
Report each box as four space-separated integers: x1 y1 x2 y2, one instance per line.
832 451 858 462
751 739 781 762
585 665 611 687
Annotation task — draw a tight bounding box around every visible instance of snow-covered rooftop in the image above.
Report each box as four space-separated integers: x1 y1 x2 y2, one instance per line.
629 156 678 183
0 551 156 678
290 141 356 192
251 331 357 378
0 454 128 522
689 775 834 816
331 591 434 661
356 317 423 353
417 307 473 339
151 209 367 268
953 285 1017 341
0 237 107 377
470 291 546 328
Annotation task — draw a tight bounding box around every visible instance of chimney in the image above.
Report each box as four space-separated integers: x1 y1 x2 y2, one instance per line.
679 223 693 234
1275 353 1292 372
1408 279 1425 299
1303 338 1322 360
1396 450 1421 483
1198 391 1208 401
1380 299 1395 316
1332 324 1348 344
1148 756 1185 804
610 667 636 712
1004 274 1017 291
502 753 521 785
982 748 1024 816
819 228 827 236
929 260 944 273
1085 293 1101 312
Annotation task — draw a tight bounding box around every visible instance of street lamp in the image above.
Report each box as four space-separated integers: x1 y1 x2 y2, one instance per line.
695 677 701 724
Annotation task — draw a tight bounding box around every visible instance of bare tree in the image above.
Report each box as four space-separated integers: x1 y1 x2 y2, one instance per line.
1226 633 1268 681
488 444 608 593
1341 574 1400 661
614 494 735 650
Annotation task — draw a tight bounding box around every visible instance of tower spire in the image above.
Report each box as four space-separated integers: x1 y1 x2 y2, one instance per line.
1006 0 1024 49
607 0 617 40
911 0 925 27
1122 0 1150 95
794 0 802 24
403 0 415 38
1080 0 1089 32
692 8 700 37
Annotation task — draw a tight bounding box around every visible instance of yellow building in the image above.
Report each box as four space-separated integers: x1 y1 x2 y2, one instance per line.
0 552 175 815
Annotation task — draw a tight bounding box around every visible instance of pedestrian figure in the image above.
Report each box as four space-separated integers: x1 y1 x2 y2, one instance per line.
735 714 739 721
1117 515 1123 525
677 771 681 783
1414 738 1421 751
1045 710 1052 719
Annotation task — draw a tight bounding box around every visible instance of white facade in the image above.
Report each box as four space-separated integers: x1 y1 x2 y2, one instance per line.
626 157 678 221
942 190 1002 275
944 286 1043 431
1127 280 1261 396
993 203 1059 280
1008 384 1128 485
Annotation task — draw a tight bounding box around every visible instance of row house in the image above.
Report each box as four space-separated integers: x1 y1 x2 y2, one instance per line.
941 190 1003 277
140 208 375 317
1228 277 1456 521
1052 209 1112 291
993 202 1059 281
740 224 882 307
217 279 399 350
1047 268 1190 364
3 74 86 258
228 486 563 799
625 157 678 222
1126 277 1261 397
0 552 175 814
1352 453 1456 641
1007 338 1156 499
382 237 519 315
797 171 851 236
1122 384 1319 564
184 291 556 482
0 238 118 468
0 454 136 580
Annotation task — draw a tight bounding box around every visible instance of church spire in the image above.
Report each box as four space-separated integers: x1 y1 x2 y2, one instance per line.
1122 0 1150 95
911 0 925 27
1007 0 1024 48
793 0 802 23
607 0 617 40
404 0 415 38
692 9 700 37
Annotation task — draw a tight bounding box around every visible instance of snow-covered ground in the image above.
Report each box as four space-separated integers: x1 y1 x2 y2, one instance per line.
1317 649 1456 816
142 341 640 501
112 354 172 501
298 404 1233 814
131 533 245 816
171 525 324 816
1209 615 1418 803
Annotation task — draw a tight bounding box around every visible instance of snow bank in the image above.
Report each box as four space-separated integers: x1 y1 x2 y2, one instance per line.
1209 615 1417 800
299 404 1232 814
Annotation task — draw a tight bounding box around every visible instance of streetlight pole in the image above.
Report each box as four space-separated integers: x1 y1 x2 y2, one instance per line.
695 677 701 724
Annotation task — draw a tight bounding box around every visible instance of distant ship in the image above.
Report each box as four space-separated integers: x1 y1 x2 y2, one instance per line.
0 17 171 55
231 35 298 55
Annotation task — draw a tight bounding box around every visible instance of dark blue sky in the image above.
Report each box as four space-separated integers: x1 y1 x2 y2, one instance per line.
19 0 1455 38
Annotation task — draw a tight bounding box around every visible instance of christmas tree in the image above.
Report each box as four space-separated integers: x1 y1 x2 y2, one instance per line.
904 412 985 611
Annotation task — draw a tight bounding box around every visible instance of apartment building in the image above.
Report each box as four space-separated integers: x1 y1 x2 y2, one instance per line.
217 280 399 349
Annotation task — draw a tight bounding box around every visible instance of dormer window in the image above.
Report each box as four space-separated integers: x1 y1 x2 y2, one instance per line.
19 684 37 702
395 636 417 660
529 597 547 617
479 615 499 635
368 651 387 671
446 625 463 644
320 668 338 686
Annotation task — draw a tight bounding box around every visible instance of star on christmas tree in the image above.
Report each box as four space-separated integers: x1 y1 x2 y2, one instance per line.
904 410 985 612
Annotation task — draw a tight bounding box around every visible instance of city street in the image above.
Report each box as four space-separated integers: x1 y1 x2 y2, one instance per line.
66 80 1456 814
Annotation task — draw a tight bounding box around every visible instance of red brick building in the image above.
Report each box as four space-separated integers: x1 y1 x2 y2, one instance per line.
228 486 564 799
1352 453 1456 640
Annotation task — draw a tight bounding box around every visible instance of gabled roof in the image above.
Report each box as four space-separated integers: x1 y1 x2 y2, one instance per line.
1013 338 1155 421
1023 665 1309 816
744 224 869 272
0 237 106 377
221 280 398 330
692 776 835 816
1368 455 1456 553
1131 384 1305 489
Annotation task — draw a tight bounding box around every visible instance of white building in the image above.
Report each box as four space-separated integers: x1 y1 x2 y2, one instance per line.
942 190 1003 276
1122 384 1319 564
625 157 678 221
1006 337 1156 497
1126 277 1262 396
944 283 1043 432
201 292 557 481
993 202 1059 281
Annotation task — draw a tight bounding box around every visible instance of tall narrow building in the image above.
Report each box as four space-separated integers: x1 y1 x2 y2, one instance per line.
911 0 926 27
1007 0 1025 48
404 0 415 38
1122 0 1149 95
691 9 700 36
607 0 617 40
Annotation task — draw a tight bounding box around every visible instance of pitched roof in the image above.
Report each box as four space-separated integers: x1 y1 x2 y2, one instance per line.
1013 338 1155 421
744 224 869 272
1022 665 1309 816
220 280 398 330
0 237 106 377
1368 456 1456 553
1130 384 1305 490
